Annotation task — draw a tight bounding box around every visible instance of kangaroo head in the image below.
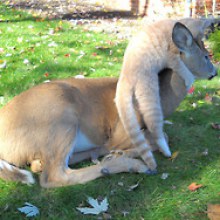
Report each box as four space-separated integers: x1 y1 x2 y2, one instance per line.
172 22 217 80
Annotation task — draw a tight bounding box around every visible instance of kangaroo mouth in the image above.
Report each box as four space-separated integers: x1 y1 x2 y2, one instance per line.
208 68 218 80
208 72 217 80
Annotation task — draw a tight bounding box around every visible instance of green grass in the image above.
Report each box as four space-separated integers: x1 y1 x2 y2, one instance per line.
0 4 125 102
0 4 220 220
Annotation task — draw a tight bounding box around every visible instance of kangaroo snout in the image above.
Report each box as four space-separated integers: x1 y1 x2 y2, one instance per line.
208 67 218 80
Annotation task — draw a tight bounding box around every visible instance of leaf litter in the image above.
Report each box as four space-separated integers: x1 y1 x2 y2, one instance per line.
211 123 220 130
77 197 109 215
127 182 140 191
0 60 7 68
117 179 142 192
188 182 203 191
201 148 209 156
161 173 169 180
77 179 142 216
17 202 39 217
169 151 179 162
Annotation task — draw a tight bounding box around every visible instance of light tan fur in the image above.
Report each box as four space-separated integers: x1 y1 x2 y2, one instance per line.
0 19 217 187
115 19 216 171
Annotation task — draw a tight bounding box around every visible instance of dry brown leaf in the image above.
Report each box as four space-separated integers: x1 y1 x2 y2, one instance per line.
103 212 112 220
127 182 139 191
169 151 179 162
188 86 195 94
205 93 213 102
188 182 203 191
212 123 220 130
208 204 220 220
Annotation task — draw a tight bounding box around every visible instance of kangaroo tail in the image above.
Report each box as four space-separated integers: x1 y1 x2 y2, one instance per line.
0 159 35 185
115 79 157 171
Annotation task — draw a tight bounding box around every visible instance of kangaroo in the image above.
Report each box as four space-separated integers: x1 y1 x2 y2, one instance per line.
115 19 217 172
0 19 217 187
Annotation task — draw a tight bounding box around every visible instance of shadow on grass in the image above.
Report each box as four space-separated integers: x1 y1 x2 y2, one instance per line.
62 10 138 20
1 1 138 21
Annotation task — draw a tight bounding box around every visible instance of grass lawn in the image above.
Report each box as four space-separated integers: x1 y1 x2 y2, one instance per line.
0 4 220 220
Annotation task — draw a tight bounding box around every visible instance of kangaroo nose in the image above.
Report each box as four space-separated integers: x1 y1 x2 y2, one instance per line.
208 67 218 80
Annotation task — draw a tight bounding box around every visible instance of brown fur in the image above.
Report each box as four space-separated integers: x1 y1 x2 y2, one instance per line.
115 20 216 171
0 19 216 187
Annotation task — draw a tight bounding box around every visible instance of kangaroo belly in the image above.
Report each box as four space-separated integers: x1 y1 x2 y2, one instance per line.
73 130 98 153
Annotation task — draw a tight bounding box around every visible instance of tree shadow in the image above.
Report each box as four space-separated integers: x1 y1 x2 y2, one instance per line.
62 10 137 20
2 0 150 20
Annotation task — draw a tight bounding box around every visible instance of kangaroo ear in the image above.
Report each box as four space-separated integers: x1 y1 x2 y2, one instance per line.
172 22 194 52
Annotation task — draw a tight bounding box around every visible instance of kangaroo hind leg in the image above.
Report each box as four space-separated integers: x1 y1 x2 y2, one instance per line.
40 151 151 188
39 124 106 187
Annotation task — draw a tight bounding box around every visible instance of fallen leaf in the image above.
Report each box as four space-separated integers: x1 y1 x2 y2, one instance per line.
23 59 29 64
171 185 177 190
202 148 209 156
169 151 179 161
36 18 45 22
64 53 70 57
0 60 6 68
205 93 213 102
74 75 85 79
127 182 139 191
17 37 23 43
48 29 55 35
55 26 63 32
43 80 51 83
0 96 5 104
3 204 9 212
76 51 86 61
121 210 130 217
117 182 124 187
90 67 96 72
164 120 173 125
211 123 220 130
103 212 112 219
77 197 108 215
207 204 220 220
188 182 203 191
161 173 169 180
17 202 39 217
188 86 195 94
192 103 197 108
48 42 58 47
44 72 49 77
